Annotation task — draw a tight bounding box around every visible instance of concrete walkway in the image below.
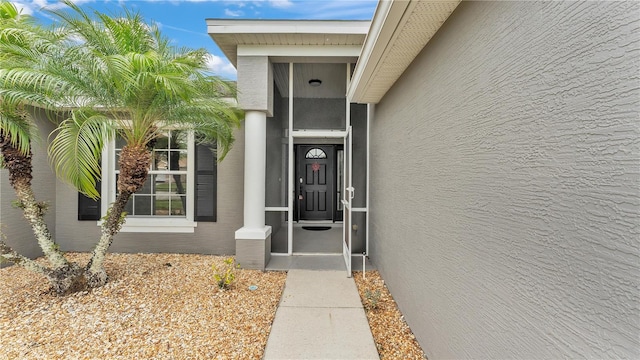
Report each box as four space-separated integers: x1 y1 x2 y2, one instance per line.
263 269 380 360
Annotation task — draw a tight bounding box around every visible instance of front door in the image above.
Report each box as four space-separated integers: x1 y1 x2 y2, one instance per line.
296 145 334 221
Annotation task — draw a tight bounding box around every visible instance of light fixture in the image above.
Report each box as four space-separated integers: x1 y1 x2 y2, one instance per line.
308 79 322 87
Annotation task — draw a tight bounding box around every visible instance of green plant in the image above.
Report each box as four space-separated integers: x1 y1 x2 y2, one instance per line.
364 288 382 311
0 0 241 294
212 257 240 289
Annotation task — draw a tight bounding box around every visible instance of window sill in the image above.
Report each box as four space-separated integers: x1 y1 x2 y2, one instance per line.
98 218 197 233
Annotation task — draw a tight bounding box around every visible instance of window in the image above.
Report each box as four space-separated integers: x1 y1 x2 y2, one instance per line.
117 131 188 217
79 130 218 233
305 148 327 159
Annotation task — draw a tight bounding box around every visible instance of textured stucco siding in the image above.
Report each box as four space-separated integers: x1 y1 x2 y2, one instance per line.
1 108 56 263
54 127 244 255
237 56 273 116
369 1 639 359
288 98 346 130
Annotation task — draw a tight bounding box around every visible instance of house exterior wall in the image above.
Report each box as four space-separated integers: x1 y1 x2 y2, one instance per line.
290 98 346 130
1 108 56 264
369 1 640 359
237 56 274 116
54 127 245 256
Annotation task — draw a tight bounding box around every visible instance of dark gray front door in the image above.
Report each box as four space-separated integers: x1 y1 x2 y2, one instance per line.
296 145 334 221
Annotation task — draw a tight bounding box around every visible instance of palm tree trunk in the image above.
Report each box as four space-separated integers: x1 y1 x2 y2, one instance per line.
0 136 89 295
0 135 68 269
86 145 150 287
85 191 130 287
1 233 87 295
0 240 50 274
12 180 69 267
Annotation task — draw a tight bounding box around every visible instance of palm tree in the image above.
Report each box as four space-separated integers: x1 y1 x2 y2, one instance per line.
0 1 240 293
45 2 240 287
0 1 89 294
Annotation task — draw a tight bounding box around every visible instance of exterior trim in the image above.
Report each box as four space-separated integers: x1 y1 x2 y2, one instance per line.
207 19 369 67
116 218 197 233
292 130 348 138
237 45 362 58
348 0 461 104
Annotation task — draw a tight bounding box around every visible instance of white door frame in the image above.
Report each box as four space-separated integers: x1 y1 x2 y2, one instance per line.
342 126 353 276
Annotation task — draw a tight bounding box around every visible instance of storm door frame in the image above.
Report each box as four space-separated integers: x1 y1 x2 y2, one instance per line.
266 62 369 267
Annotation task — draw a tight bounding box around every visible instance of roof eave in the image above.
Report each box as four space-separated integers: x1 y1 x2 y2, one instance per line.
348 0 461 104
207 19 370 68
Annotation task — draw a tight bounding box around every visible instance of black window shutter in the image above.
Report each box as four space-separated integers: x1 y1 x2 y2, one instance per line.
195 143 217 222
78 181 101 220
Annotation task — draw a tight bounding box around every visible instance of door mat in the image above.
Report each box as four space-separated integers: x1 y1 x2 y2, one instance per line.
302 226 332 231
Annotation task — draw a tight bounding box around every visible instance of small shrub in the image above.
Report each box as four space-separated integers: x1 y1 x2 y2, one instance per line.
364 288 382 310
212 257 240 289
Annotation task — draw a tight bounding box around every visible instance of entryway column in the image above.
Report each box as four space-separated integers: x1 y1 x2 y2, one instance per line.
235 111 272 270
243 110 267 228
235 55 274 270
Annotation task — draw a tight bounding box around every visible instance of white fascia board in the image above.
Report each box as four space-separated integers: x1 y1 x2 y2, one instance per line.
206 19 370 36
347 0 410 104
237 45 363 58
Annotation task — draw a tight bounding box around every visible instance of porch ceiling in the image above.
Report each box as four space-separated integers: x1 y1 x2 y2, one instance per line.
206 20 370 67
348 0 461 104
273 63 348 99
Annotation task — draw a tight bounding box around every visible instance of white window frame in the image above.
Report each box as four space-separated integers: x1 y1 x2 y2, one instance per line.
100 131 197 233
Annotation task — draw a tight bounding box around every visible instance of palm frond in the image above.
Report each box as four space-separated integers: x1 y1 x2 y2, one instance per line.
42 0 241 179
0 110 34 156
0 1 19 20
49 110 114 199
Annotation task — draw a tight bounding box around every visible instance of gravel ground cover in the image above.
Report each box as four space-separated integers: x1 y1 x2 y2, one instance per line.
354 271 428 360
2 254 426 359
0 253 286 359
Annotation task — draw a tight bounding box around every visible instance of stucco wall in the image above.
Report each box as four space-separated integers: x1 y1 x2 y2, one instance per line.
55 127 244 256
289 98 346 130
1 108 56 264
369 1 639 359
237 56 273 116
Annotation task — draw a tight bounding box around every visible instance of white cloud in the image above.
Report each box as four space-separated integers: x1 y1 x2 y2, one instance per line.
10 1 35 15
10 0 96 14
206 54 237 79
156 21 208 37
224 8 243 17
268 0 292 9
296 0 377 20
221 0 375 20
31 0 48 8
244 0 291 9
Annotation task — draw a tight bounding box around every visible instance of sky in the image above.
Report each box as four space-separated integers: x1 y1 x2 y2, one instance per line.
10 0 378 80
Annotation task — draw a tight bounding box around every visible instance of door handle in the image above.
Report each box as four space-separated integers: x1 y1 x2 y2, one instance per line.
299 177 304 200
